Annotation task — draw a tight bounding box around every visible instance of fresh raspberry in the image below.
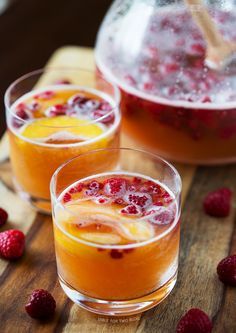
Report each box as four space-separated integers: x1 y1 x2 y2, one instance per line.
69 183 83 194
16 109 30 120
125 192 152 208
85 181 102 196
25 289 56 319
34 90 55 100
104 178 126 197
147 208 174 225
120 204 141 216
110 249 123 259
0 208 8 227
63 193 72 203
0 229 25 260
45 104 68 117
217 254 236 286
203 188 232 217
176 308 213 333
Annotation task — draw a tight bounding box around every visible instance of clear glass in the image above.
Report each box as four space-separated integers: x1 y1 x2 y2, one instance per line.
50 148 181 316
95 0 236 164
5 68 121 213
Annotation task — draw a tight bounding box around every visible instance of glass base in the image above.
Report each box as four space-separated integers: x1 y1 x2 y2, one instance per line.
59 272 177 316
14 179 51 215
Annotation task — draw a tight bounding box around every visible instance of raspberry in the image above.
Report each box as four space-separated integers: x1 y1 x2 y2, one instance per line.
45 104 68 117
203 188 232 217
147 208 174 225
125 192 152 208
34 90 55 100
120 205 141 216
0 208 8 227
176 308 213 333
69 183 83 194
104 178 126 197
25 289 56 319
0 229 25 260
217 255 236 286
63 193 72 203
16 109 30 120
110 249 123 259
85 181 102 196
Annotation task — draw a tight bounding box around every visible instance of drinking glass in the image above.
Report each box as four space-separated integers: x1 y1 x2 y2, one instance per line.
5 68 121 213
51 148 182 316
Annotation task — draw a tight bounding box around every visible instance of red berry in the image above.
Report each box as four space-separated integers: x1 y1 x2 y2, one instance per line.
45 104 68 117
0 229 25 260
25 289 56 319
85 181 102 196
217 254 236 286
63 193 72 203
110 249 123 259
34 90 55 100
104 178 126 197
203 188 232 217
69 183 83 194
176 308 213 333
0 208 8 227
16 109 30 120
125 192 152 208
120 204 141 216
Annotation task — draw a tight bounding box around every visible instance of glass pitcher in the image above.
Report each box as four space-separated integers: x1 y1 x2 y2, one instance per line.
95 0 236 164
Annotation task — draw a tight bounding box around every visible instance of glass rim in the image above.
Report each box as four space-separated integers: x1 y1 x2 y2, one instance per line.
4 67 121 129
50 147 182 250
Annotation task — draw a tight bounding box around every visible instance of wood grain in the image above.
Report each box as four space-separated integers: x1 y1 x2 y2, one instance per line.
0 47 235 333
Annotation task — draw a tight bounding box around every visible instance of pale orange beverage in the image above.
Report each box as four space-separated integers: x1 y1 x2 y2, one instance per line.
5 69 120 213
51 149 181 316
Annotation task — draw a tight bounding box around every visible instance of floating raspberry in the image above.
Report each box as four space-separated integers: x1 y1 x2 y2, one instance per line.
16 109 30 120
120 204 141 216
203 188 232 217
25 289 56 319
104 178 126 197
68 94 89 107
110 249 123 259
146 208 174 225
124 192 152 208
176 308 213 333
85 181 102 196
45 104 68 117
69 183 83 194
63 193 72 203
0 229 25 260
0 208 8 227
34 90 55 100
217 254 236 286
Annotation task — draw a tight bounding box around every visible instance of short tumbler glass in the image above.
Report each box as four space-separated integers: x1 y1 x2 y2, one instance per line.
50 148 182 316
5 68 120 213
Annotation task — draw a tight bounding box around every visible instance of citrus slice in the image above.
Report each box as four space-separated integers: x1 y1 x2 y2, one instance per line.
21 116 105 142
80 232 121 244
63 201 155 242
118 221 154 241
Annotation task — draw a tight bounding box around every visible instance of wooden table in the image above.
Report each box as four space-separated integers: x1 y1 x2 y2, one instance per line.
0 47 235 333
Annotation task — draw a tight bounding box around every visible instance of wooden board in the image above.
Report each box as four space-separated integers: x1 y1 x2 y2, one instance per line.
0 46 235 333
